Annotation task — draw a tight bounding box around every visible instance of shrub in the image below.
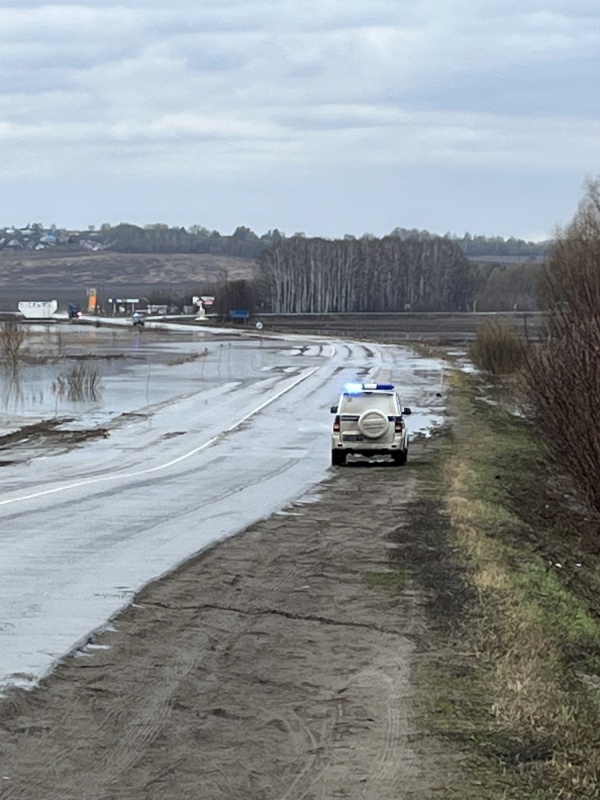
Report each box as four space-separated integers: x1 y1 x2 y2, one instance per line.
469 319 526 375
53 362 102 401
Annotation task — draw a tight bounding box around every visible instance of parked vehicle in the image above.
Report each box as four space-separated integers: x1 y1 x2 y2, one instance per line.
330 382 411 466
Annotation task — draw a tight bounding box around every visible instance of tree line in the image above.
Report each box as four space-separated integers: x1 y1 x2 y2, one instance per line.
134 235 544 314
99 224 550 260
95 224 278 259
93 225 552 311
1 222 549 261
388 228 550 258
257 235 473 313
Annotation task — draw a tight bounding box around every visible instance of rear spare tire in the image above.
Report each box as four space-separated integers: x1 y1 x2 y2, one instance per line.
357 409 389 439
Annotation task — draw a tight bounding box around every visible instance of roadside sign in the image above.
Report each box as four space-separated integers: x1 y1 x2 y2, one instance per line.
229 309 250 321
87 287 97 313
108 298 139 304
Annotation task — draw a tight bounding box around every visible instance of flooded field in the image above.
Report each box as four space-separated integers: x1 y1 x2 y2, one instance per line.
0 323 285 437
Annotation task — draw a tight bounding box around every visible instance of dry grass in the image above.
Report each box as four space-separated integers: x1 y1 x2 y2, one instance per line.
438 371 600 798
166 347 209 366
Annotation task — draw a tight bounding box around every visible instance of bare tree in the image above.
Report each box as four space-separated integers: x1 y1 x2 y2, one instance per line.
525 178 600 514
257 235 472 313
0 320 27 371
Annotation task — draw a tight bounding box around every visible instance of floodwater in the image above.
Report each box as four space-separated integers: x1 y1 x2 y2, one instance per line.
0 324 313 434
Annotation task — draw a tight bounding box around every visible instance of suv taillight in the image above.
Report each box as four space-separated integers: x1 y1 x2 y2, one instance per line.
395 418 404 433
333 415 341 433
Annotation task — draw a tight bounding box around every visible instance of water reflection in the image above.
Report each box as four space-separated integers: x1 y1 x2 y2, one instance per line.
1 362 103 413
52 363 103 403
1 367 24 410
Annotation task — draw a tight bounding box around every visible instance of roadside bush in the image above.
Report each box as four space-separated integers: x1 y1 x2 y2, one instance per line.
468 319 526 375
525 178 600 516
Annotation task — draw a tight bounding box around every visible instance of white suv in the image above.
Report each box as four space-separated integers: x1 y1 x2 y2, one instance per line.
330 383 411 466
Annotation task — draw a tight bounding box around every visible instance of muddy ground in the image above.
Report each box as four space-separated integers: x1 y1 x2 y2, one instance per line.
262 311 543 343
0 438 466 799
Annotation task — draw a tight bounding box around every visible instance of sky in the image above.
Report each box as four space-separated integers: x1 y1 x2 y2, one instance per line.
1 0 599 241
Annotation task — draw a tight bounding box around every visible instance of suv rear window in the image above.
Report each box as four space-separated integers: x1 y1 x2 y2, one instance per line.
339 394 397 414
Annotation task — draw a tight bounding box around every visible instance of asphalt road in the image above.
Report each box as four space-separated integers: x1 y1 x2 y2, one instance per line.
0 332 446 693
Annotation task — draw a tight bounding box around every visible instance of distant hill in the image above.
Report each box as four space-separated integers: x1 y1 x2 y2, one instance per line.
0 223 276 260
0 250 256 312
0 222 551 262
0 249 255 285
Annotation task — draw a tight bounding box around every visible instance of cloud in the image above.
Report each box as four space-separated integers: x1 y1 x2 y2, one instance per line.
0 0 598 237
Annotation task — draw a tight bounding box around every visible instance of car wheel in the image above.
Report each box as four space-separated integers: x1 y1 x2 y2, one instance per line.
357 409 389 439
392 448 407 466
331 449 346 466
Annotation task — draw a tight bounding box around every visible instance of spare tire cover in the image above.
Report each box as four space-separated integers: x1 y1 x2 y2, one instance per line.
357 409 389 439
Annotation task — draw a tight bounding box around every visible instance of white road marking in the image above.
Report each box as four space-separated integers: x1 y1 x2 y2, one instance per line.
0 366 320 508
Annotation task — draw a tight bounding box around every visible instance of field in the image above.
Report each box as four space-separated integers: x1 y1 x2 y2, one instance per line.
0 250 255 311
262 310 543 343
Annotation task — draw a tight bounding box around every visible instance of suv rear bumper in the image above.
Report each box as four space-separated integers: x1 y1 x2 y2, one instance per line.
331 438 407 454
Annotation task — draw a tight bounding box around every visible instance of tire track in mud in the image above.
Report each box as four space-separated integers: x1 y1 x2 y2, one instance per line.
3 646 201 800
271 707 336 800
358 657 417 797
217 523 344 800
271 641 419 800
97 649 198 778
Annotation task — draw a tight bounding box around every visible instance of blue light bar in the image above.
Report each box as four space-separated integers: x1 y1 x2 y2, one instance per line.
343 381 395 394
362 382 395 390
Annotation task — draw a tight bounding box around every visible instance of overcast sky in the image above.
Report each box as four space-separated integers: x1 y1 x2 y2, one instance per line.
1 1 599 240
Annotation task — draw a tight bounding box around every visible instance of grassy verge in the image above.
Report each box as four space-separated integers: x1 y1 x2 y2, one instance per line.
426 371 600 799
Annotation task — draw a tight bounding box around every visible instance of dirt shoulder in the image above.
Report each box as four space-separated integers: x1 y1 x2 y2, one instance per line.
0 442 465 800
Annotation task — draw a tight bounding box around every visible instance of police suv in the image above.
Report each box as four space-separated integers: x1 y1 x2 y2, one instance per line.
330 382 411 466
